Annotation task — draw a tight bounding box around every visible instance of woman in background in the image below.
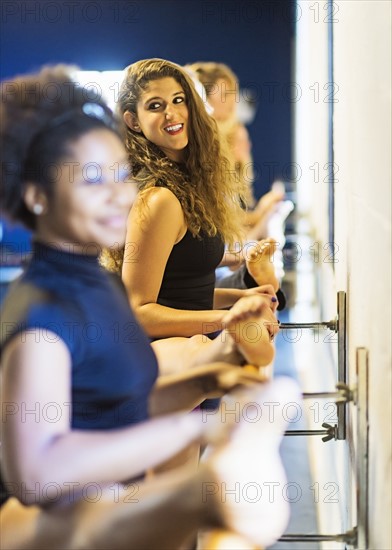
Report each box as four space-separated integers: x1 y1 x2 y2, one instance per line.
187 61 285 241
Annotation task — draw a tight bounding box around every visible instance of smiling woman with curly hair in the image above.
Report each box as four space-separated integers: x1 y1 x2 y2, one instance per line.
102 58 277 339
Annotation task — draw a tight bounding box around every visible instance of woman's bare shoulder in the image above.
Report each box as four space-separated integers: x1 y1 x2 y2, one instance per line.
135 186 183 216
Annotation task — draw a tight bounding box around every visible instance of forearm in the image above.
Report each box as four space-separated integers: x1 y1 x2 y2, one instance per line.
6 413 205 506
213 288 245 309
135 302 226 338
219 250 243 268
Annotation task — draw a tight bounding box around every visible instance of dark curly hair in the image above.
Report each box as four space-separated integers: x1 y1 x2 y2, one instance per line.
0 65 121 230
101 58 246 272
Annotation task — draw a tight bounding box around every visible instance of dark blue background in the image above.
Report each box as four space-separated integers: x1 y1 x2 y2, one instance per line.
1 0 294 251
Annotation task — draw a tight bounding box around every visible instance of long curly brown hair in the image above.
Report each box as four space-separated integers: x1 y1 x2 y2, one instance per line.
101 58 245 273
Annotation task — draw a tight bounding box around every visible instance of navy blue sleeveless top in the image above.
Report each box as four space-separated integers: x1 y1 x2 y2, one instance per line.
157 230 224 310
0 242 159 506
0 242 159 430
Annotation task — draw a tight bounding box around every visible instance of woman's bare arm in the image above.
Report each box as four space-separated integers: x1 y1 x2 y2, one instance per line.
122 187 226 337
1 333 206 506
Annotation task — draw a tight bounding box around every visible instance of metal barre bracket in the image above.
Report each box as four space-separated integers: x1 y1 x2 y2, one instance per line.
280 291 348 440
284 383 354 440
279 319 338 332
279 527 357 544
336 291 347 440
302 382 354 404
276 292 368 548
356 348 369 549
284 422 337 442
279 349 369 548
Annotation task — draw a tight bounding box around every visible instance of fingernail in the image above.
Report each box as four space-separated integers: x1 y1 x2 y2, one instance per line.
271 297 277 302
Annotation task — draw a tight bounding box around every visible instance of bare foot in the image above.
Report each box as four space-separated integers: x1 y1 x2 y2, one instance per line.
221 295 279 367
245 238 279 291
204 378 301 548
255 189 285 216
246 188 285 240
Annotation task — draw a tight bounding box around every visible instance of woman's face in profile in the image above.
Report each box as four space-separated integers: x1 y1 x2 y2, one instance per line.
36 128 137 252
207 78 237 122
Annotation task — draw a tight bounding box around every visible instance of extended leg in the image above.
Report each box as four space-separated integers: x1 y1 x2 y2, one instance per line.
0 469 217 550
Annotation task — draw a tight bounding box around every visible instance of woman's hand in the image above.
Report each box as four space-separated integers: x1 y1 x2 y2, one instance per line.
242 284 279 312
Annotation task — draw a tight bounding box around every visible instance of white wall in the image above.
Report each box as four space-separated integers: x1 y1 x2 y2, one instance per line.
333 2 391 548
295 0 337 321
295 1 391 548
295 4 347 546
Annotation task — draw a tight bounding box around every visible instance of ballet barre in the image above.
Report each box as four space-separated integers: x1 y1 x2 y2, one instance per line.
279 319 337 331
280 291 347 440
278 328 369 547
279 528 357 544
284 382 354 441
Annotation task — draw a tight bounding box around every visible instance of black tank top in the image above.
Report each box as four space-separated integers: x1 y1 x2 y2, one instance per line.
157 230 224 310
